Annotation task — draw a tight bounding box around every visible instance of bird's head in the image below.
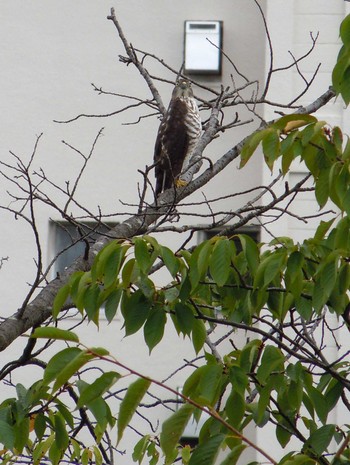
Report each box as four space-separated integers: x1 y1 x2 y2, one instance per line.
172 79 194 98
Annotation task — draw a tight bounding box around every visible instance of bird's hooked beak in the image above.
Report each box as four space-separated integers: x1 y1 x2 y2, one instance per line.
174 79 192 98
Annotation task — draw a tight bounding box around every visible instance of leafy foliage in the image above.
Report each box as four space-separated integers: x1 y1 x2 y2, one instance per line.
1 10 350 465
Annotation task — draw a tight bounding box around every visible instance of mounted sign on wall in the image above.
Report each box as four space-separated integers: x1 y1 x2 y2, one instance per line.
184 20 223 75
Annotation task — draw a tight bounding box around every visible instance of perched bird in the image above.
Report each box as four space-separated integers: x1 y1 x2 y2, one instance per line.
154 79 201 196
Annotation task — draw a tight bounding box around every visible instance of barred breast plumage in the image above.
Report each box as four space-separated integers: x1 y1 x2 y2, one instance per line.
154 79 201 196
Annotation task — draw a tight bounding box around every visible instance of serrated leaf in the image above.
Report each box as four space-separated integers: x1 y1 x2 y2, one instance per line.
198 364 223 406
53 284 70 319
254 252 285 289
276 422 292 448
134 237 153 274
305 424 335 456
283 454 316 465
256 345 284 383
49 440 62 465
104 288 122 322
83 283 101 322
209 239 231 286
189 241 212 289
272 114 317 132
226 391 245 428
174 303 195 336
121 290 151 336
34 413 46 441
77 371 121 407
160 404 195 462
262 129 280 171
238 234 259 273
13 417 29 453
160 245 180 277
143 307 166 352
117 377 151 443
305 386 328 424
192 318 207 354
52 350 96 393
240 129 270 168
315 169 329 209
33 434 55 465
132 435 151 464
54 412 69 450
77 380 114 430
0 420 15 450
189 433 225 465
31 327 79 343
44 347 82 384
219 444 246 465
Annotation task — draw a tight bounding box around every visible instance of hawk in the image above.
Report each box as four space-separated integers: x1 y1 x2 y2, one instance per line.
154 79 201 196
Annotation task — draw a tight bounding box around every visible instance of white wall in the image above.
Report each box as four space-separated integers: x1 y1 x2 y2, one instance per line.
0 1 347 463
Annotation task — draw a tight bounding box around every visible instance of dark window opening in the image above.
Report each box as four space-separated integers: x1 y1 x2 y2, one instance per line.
198 225 260 251
51 221 117 274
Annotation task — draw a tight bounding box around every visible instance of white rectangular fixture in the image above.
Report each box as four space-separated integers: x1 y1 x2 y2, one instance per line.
184 21 223 75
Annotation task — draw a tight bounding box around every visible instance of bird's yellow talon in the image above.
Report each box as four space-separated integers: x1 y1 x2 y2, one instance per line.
175 179 188 188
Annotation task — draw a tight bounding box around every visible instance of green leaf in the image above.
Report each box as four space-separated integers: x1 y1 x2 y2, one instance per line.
104 246 126 288
121 290 151 336
254 251 285 289
189 240 212 289
83 283 101 322
52 284 70 319
315 169 329 209
132 435 151 464
192 318 207 354
256 345 284 383
276 422 292 448
305 386 328 424
31 327 79 343
52 350 97 393
189 433 225 465
238 234 259 273
34 413 46 441
91 241 129 285
160 246 180 277
305 424 335 456
226 391 245 428
240 128 270 168
340 15 350 45
174 303 195 337
54 412 69 450
93 446 103 465
77 371 121 407
13 417 29 453
209 239 231 286
218 444 246 465
77 380 114 430
49 440 62 465
272 114 317 132
56 402 74 429
33 434 55 465
198 364 224 406
160 404 195 463
282 454 316 465
134 238 151 274
0 420 14 450
262 128 280 171
104 288 122 322
143 307 167 352
117 377 151 444
44 347 82 384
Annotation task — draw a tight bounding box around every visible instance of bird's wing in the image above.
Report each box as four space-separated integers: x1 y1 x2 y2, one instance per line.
154 99 189 195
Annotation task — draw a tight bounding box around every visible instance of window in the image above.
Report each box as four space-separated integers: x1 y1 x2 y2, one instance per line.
197 225 260 250
50 221 117 274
